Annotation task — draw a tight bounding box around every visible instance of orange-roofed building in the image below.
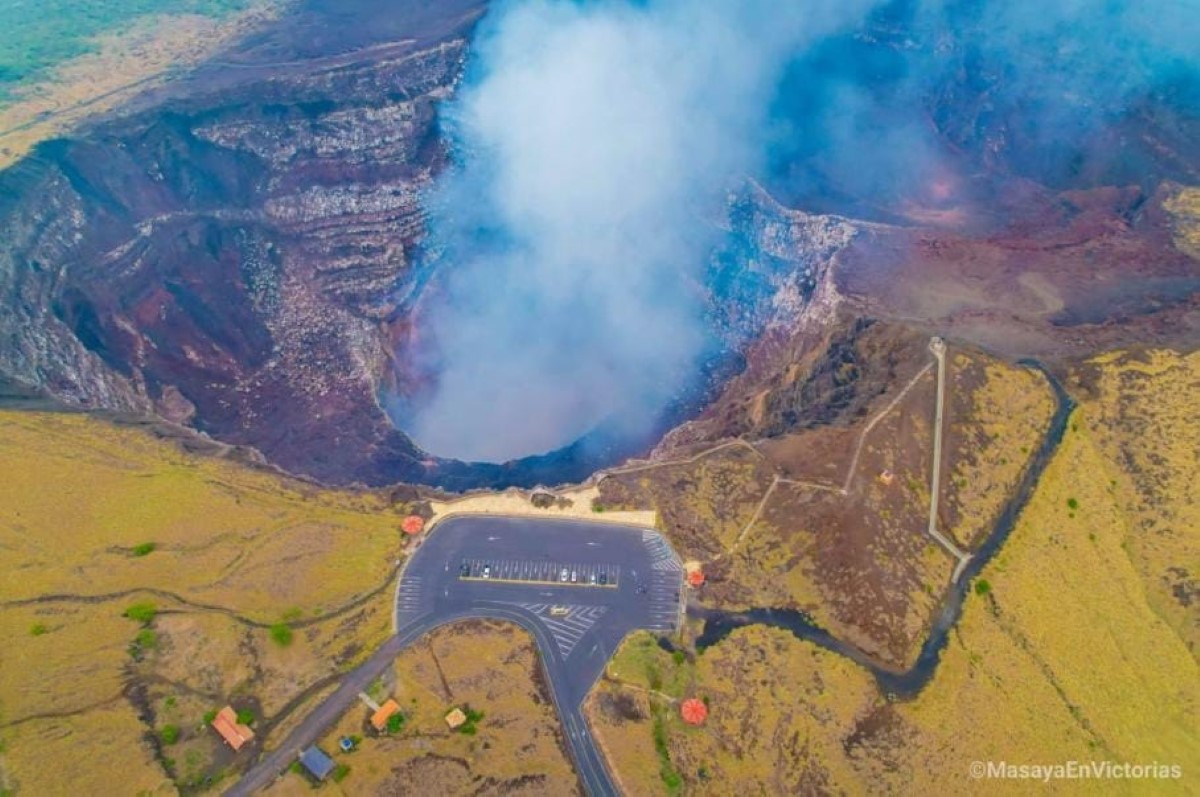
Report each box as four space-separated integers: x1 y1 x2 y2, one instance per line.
371 699 402 732
686 568 705 588
680 698 708 725
401 515 425 535
211 706 255 751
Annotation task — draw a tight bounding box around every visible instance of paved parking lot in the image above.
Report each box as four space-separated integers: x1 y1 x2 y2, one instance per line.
397 516 684 795
459 558 621 587
228 516 684 797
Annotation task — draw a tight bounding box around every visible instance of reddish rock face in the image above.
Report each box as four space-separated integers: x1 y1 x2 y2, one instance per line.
0 1 1194 491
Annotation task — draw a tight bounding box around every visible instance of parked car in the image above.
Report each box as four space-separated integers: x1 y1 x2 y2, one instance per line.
570 570 578 583
482 565 491 579
598 572 607 585
560 568 569 582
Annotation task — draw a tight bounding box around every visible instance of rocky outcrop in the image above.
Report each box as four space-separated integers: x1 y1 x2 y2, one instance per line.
0 1 1193 490
0 26 476 485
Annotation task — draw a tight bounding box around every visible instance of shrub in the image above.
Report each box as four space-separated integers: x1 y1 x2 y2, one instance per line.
1067 497 1079 511
289 762 303 775
651 708 682 793
124 602 157 624
386 712 405 734
268 623 294 647
671 650 685 666
974 579 992 597
457 707 484 735
236 709 255 726
131 542 156 557
135 629 158 650
203 710 218 725
332 763 351 783
160 724 180 745
29 623 48 636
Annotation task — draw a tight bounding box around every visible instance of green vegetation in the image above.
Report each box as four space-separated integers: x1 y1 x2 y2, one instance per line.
123 602 158 624
457 707 485 736
281 607 303 622
131 542 156 557
1067 497 1079 511
385 712 405 735
235 709 254 726
0 408 406 794
268 623 294 647
609 631 695 698
974 579 992 597
289 761 303 775
0 0 254 103
29 623 49 636
203 709 217 725
331 763 351 783
159 724 180 745
365 676 387 702
651 706 683 794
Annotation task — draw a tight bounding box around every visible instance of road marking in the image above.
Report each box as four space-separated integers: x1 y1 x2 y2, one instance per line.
458 557 619 588
520 603 608 658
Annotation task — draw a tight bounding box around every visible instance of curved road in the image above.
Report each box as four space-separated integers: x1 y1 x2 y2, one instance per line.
227 516 683 796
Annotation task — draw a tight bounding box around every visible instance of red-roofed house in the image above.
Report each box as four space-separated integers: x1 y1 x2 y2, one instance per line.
211 706 255 751
370 699 403 732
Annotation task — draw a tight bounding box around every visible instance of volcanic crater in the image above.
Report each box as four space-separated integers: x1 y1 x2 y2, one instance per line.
0 0 1196 492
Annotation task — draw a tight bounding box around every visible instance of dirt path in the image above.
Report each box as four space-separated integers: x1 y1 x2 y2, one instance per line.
598 439 762 480
841 361 934 494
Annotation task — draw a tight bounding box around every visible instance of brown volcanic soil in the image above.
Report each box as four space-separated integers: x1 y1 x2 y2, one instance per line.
0 0 1195 498
838 183 1200 359
600 323 1056 668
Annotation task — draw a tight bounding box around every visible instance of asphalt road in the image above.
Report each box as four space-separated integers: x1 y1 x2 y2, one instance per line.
227 516 683 797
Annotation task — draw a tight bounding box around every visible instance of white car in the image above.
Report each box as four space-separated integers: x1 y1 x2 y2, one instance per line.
570 570 578 583
482 565 491 579
560 568 569 582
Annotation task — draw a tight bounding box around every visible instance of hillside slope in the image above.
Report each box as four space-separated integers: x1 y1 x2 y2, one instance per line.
0 410 411 794
587 347 1199 795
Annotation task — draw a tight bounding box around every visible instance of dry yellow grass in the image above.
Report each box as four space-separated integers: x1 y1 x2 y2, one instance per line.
0 411 404 615
944 353 1056 548
0 409 409 793
1077 349 1199 655
589 348 1198 795
899 392 1197 793
265 619 580 795
1162 184 1200 259
0 3 284 171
